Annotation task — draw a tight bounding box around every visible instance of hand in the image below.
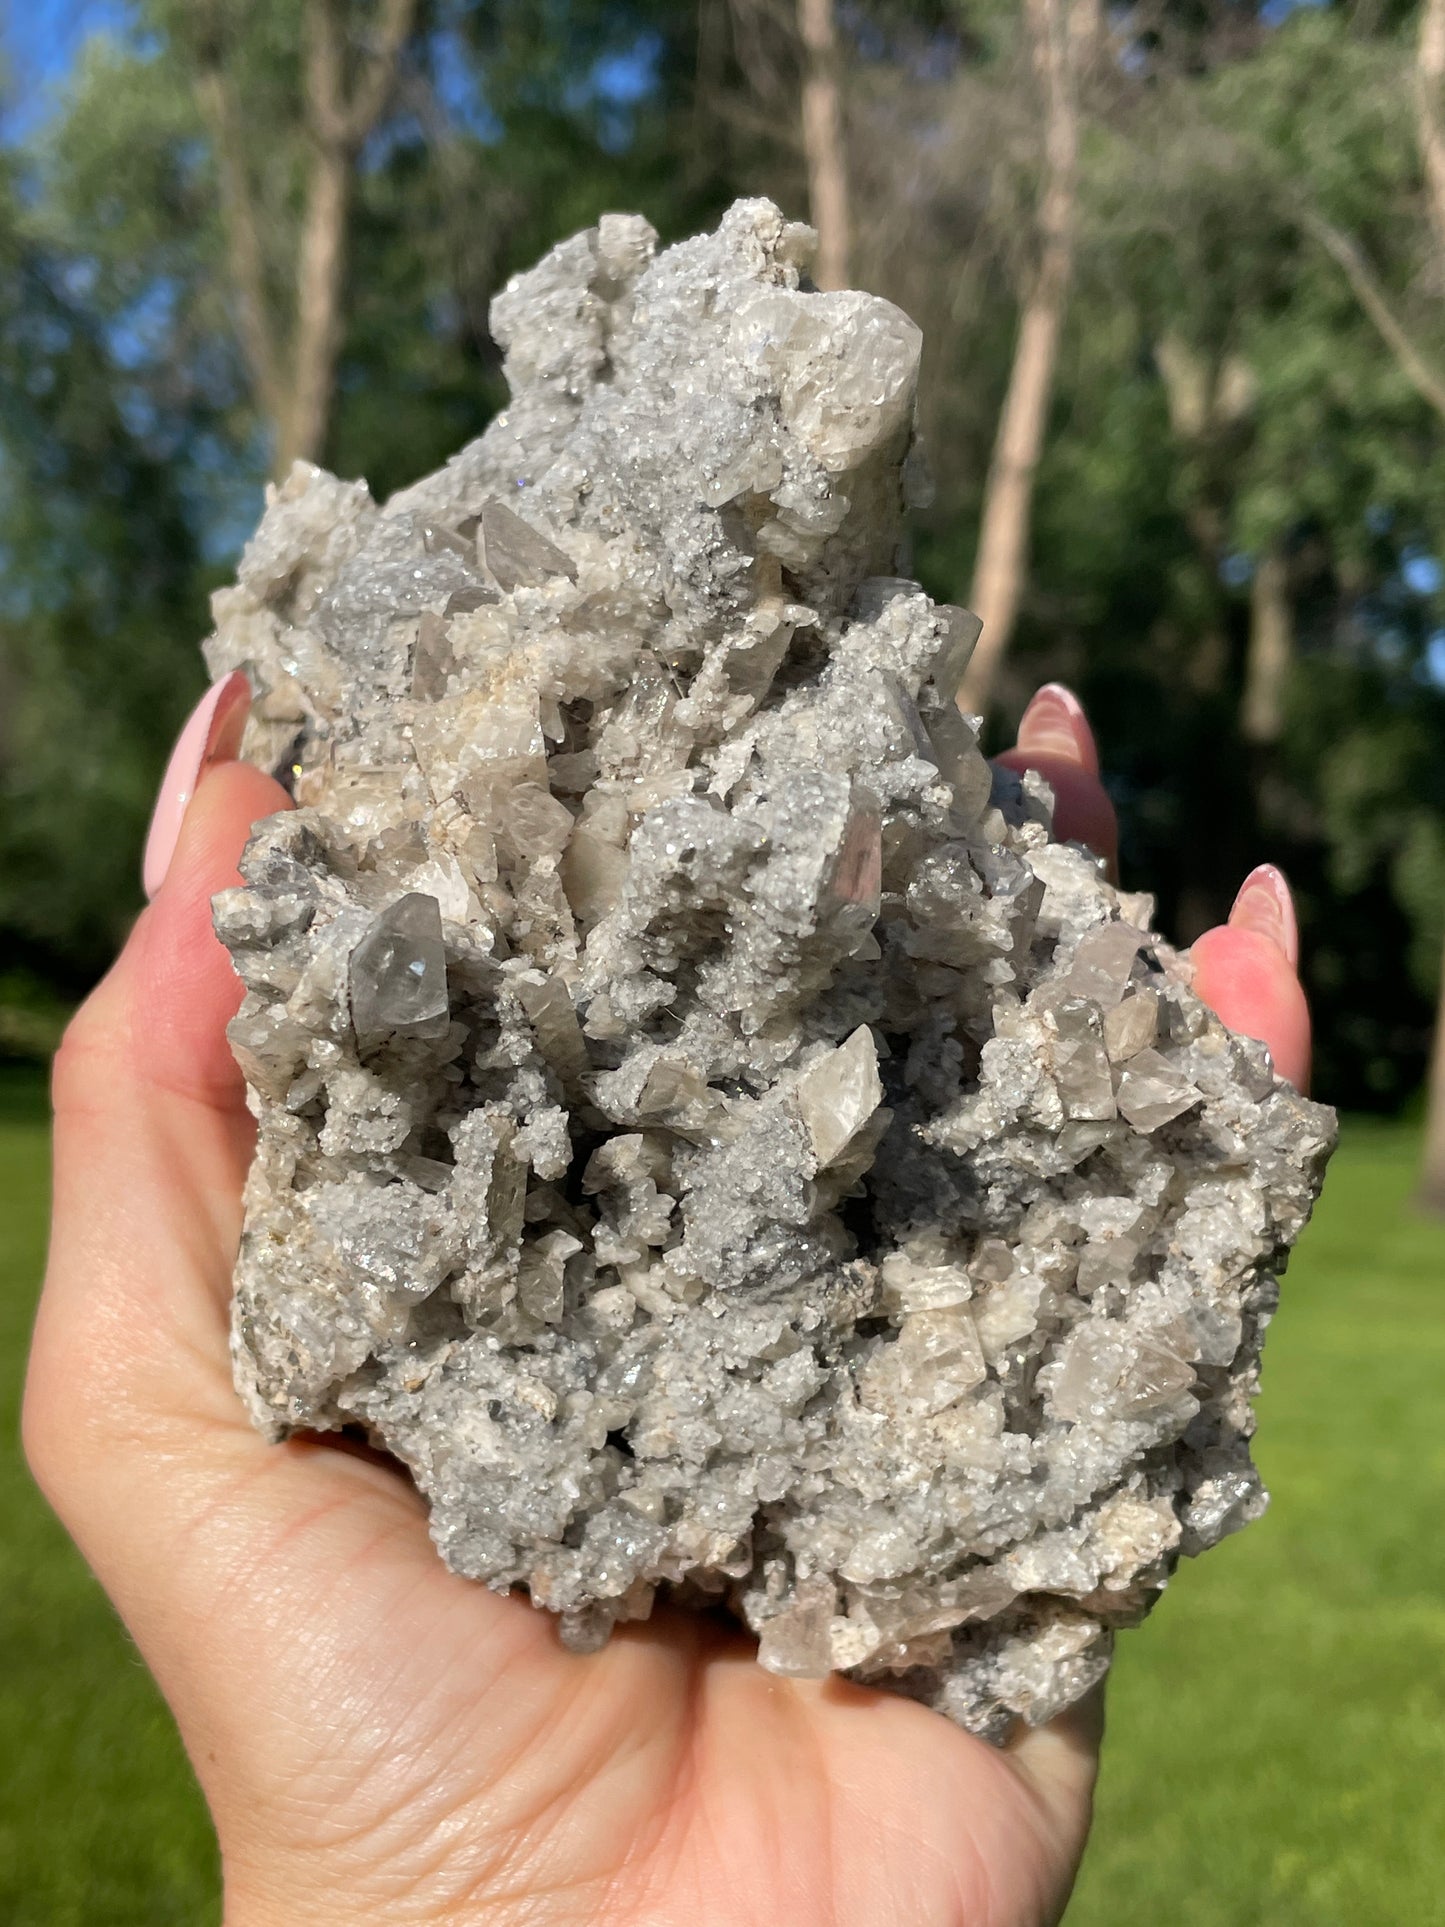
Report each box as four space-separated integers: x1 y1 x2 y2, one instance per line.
23 674 1310 1927
999 683 1311 1092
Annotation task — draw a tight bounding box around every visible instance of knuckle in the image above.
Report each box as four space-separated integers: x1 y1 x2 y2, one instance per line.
51 1003 125 1118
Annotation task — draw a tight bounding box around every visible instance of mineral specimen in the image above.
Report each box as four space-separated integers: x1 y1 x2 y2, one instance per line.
208 199 1336 1743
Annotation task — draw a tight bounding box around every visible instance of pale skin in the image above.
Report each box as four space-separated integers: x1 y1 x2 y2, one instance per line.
23 684 1311 1927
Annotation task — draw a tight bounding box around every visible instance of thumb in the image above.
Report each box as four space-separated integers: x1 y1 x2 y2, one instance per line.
27 750 292 1549
25 748 448 1776
47 750 293 1302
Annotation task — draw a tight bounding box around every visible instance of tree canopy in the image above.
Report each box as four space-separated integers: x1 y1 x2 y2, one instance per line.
2 0 1443 1114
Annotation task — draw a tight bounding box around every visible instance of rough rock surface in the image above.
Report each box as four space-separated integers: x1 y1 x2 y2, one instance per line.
208 199 1336 1743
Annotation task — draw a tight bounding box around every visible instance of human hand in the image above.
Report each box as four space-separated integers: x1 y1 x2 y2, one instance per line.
24 672 1309 1927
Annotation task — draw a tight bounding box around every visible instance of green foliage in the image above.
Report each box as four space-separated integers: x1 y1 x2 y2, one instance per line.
993 1 1445 1104
0 0 736 996
0 141 214 988
2 0 1445 1110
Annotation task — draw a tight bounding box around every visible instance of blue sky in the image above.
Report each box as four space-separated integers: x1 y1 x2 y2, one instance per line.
2 3 659 148
4 0 129 77
2 0 133 138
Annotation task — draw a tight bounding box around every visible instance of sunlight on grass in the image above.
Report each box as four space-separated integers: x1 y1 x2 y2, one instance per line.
1069 1118 1445 1926
1 1069 1440 1922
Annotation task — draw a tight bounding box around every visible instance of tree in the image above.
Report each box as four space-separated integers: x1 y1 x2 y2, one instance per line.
184 0 420 473
959 0 1096 713
1006 2 1445 1111
797 0 850 289
0 1 739 1016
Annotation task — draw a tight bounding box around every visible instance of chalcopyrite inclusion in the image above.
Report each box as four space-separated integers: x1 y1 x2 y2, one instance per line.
209 200 1336 1742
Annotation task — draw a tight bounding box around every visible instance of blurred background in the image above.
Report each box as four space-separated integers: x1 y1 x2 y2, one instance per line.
1 2 1443 1921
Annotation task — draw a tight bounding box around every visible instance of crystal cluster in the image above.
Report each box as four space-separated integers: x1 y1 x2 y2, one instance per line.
209 200 1336 1742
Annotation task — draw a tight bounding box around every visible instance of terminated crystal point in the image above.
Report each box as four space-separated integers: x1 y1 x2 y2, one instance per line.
350 893 450 1046
207 199 1336 1744
473 498 579 593
796 1027 885 1167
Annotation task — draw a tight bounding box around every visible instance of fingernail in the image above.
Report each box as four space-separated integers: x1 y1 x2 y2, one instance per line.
1016 682 1099 775
1228 864 1299 968
142 673 252 899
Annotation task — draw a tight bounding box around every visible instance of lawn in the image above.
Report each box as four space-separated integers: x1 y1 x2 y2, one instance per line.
1068 1115 1445 1926
0 1070 218 1926
0 1066 1441 1923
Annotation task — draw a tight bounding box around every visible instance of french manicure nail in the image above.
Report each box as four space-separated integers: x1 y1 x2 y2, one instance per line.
142 672 252 900
1228 863 1299 969
1016 682 1099 774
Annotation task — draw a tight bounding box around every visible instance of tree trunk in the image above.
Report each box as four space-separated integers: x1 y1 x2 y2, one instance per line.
192 0 418 476
278 142 352 471
797 0 850 292
1241 543 1292 745
961 289 1070 713
959 0 1086 715
194 64 287 435
1418 0 1445 259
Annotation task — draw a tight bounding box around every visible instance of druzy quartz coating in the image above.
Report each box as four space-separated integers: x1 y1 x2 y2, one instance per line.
209 200 1336 1743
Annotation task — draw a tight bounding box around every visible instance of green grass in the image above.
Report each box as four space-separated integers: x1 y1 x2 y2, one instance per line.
1068 1118 1445 1926
1 1072 1441 1921
0 1070 219 1925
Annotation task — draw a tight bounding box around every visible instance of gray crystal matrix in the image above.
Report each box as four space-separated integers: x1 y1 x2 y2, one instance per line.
209 199 1336 1743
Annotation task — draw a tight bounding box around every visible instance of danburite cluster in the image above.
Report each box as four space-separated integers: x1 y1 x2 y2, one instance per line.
208 200 1336 1742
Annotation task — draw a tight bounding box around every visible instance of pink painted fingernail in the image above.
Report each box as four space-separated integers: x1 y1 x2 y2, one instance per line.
1016 682 1099 775
1228 864 1299 968
142 672 252 899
